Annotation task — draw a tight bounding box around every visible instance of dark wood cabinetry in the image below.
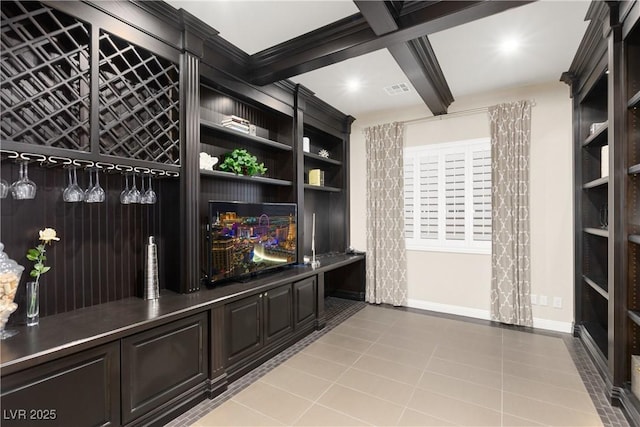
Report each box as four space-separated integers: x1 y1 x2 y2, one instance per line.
0 342 120 427
263 284 294 346
225 293 263 365
225 283 296 367
564 1 640 423
121 313 208 425
294 277 317 329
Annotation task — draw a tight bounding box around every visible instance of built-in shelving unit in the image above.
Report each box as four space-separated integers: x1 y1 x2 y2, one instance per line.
300 115 351 258
622 7 640 422
564 2 640 423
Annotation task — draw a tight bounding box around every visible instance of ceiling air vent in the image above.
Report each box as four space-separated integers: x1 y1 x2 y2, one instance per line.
384 83 411 96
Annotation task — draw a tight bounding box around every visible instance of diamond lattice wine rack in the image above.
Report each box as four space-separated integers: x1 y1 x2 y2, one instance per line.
0 1 91 151
1 0 181 168
98 30 180 165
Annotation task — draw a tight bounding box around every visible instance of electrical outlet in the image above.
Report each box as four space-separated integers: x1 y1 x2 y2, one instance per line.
531 294 537 305
539 295 548 306
553 297 562 309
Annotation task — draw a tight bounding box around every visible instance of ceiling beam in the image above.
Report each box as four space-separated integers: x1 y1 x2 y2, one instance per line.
355 0 454 115
353 1 398 35
248 1 533 86
387 37 453 115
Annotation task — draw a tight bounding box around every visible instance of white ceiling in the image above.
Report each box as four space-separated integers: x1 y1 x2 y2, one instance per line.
167 0 591 118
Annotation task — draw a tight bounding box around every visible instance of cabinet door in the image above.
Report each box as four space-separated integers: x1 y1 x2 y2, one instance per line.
263 284 293 346
121 313 208 424
225 293 263 365
0 342 120 427
294 277 317 329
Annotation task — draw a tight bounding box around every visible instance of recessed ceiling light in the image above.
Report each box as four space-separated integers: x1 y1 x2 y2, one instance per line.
499 37 520 54
346 78 361 92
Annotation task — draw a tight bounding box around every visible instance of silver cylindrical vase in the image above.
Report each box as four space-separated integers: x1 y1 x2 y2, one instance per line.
144 236 159 300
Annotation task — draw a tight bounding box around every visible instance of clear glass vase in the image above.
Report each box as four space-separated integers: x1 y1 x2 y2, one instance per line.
0 242 24 339
26 281 39 326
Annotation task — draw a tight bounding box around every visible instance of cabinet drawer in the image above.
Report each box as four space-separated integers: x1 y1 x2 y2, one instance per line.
121 313 208 424
1 342 120 427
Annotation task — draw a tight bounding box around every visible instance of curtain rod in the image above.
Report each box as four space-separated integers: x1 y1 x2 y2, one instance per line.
402 99 536 125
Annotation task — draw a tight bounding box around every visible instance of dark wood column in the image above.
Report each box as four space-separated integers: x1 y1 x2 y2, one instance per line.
180 52 200 292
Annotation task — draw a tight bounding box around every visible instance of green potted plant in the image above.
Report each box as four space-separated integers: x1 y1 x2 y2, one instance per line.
218 148 267 176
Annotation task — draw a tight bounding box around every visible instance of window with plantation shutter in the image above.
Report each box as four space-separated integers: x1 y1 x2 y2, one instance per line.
404 138 491 254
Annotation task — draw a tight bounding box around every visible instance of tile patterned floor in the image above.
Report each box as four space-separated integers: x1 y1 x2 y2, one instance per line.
166 299 630 427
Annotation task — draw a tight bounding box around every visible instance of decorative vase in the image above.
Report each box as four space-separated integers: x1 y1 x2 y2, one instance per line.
0 242 24 339
26 281 39 326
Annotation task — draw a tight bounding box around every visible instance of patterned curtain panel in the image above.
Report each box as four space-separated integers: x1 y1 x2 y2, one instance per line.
488 100 533 327
364 122 408 306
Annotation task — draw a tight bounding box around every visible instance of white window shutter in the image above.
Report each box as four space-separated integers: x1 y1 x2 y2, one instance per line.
419 156 439 240
444 152 465 241
403 157 414 239
472 149 492 242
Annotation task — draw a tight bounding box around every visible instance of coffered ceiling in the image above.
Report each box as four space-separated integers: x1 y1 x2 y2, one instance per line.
166 0 591 118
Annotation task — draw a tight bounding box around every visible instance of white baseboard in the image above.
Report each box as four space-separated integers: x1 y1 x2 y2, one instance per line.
531 318 573 333
406 299 491 321
406 299 573 333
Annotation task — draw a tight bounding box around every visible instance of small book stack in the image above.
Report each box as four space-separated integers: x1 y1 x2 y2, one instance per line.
221 115 250 134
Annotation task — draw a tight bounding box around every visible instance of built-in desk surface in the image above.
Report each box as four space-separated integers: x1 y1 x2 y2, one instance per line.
0 254 364 375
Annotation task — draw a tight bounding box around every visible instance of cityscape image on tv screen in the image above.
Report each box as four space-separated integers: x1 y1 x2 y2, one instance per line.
208 202 297 283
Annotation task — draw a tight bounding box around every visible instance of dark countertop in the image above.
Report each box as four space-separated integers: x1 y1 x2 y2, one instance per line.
0 254 364 375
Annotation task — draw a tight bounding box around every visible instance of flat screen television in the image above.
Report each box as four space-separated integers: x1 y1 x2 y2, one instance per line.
206 201 297 285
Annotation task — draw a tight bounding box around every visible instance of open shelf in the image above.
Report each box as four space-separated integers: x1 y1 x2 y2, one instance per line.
582 121 608 147
629 310 640 327
583 176 609 189
200 169 292 186
630 235 640 245
629 90 640 108
304 184 342 193
630 163 640 175
304 152 343 166
584 227 609 238
583 275 609 300
200 119 292 152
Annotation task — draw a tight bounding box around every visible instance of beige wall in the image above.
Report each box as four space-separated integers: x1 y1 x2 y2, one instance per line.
350 81 574 331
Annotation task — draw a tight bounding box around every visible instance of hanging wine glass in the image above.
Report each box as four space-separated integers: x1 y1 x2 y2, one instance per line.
63 166 84 202
84 168 93 200
120 173 131 204
145 174 157 204
10 161 36 200
127 173 141 204
0 179 8 198
85 169 105 203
